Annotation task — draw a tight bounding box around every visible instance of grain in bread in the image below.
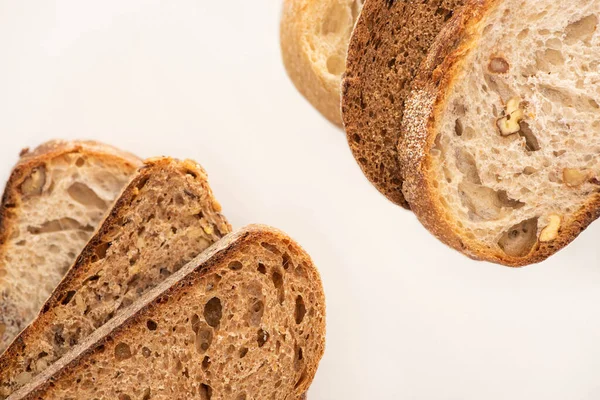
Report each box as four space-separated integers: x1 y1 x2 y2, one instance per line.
281 0 363 126
341 0 464 206
0 140 141 352
0 157 231 397
7 225 326 400
400 0 600 265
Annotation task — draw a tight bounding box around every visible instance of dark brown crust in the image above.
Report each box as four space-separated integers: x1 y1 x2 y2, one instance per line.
399 0 600 267
341 0 464 207
9 226 325 400
0 157 231 371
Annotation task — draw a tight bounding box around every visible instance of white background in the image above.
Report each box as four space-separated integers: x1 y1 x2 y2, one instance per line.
0 1 599 399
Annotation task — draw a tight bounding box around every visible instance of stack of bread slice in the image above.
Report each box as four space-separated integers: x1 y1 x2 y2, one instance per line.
0 140 325 399
282 0 600 266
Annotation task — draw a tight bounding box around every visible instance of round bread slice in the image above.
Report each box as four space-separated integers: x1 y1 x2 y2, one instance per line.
281 0 363 126
400 0 600 266
341 0 464 207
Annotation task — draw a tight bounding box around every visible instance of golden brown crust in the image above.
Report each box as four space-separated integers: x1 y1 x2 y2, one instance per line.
342 0 464 207
9 226 325 400
399 0 600 266
280 0 341 126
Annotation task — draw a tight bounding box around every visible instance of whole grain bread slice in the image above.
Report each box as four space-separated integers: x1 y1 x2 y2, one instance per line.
0 140 141 352
400 0 600 266
281 0 364 126
7 225 326 400
0 157 231 397
341 0 464 206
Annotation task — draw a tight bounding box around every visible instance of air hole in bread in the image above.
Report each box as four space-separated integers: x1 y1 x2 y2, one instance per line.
261 242 280 254
202 355 211 369
141 347 151 358
27 218 91 235
565 15 598 44
239 347 248 358
257 263 267 274
186 169 198 179
294 344 304 369
484 74 513 100
454 119 464 136
456 149 482 184
272 271 283 290
114 342 132 361
459 182 523 221
488 57 510 74
498 218 539 257
257 329 269 348
199 384 212 400
136 176 149 191
82 274 101 286
94 242 111 261
204 297 222 328
20 166 46 197
146 320 158 331
228 261 243 271
327 54 345 75
235 394 247 400
67 182 106 209
195 325 213 354
295 296 307 324
118 394 131 400
248 299 265 327
519 121 541 151
142 388 151 400
282 253 293 270
60 291 77 306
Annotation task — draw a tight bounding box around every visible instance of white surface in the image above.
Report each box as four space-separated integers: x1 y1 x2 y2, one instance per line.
0 1 599 399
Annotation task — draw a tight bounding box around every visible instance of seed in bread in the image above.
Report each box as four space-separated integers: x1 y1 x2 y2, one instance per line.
7 226 325 400
0 140 141 352
0 157 231 398
400 0 600 266
281 0 363 126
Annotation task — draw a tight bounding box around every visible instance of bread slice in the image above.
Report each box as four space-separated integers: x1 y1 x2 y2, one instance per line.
281 0 363 126
7 225 326 400
341 0 464 206
0 140 141 352
400 0 600 266
0 157 231 397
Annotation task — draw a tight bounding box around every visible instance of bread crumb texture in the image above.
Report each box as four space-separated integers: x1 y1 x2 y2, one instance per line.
16 229 325 400
0 149 136 352
425 0 600 262
0 158 231 398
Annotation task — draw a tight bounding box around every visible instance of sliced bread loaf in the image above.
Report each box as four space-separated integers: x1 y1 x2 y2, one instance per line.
7 225 326 400
281 0 363 126
0 157 231 397
0 140 141 352
341 0 464 206
400 0 600 265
